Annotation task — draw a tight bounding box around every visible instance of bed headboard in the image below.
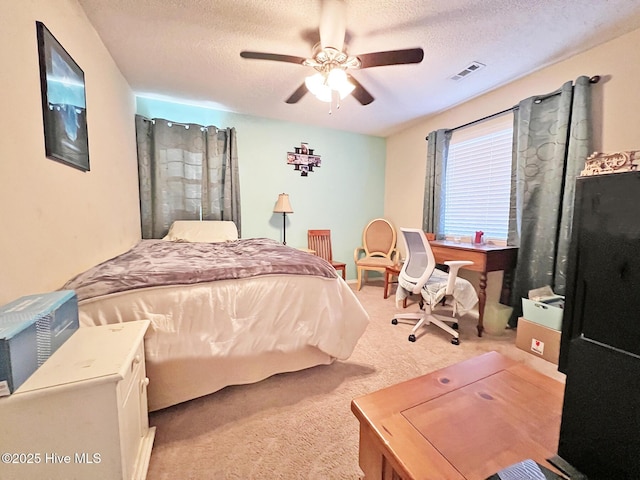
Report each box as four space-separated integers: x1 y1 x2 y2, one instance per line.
163 221 239 243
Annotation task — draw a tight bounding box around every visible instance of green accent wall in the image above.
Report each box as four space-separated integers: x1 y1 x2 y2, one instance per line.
136 96 386 281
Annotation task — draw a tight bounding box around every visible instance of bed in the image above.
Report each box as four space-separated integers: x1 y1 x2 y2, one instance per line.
63 221 369 411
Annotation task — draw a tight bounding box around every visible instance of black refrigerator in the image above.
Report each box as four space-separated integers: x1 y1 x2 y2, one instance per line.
558 170 640 479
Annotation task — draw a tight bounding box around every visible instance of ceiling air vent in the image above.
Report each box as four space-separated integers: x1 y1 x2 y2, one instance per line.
450 61 486 81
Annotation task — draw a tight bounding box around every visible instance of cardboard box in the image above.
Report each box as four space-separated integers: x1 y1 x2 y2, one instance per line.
516 317 561 365
522 298 564 330
0 290 79 395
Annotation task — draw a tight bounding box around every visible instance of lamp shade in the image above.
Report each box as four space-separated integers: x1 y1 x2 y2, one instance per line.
305 73 332 103
273 193 293 213
327 68 355 99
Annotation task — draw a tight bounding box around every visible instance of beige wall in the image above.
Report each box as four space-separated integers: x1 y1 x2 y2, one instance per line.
0 0 140 305
384 27 640 303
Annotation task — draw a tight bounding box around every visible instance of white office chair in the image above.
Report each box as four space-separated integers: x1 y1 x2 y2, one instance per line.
392 228 479 344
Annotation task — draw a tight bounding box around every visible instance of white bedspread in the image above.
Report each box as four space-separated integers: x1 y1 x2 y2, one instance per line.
78 273 369 409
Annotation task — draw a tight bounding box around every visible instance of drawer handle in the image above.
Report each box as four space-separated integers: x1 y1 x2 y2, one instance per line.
141 377 150 388
133 354 142 364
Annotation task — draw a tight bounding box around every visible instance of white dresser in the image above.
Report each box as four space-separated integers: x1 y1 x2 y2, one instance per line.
0 320 156 480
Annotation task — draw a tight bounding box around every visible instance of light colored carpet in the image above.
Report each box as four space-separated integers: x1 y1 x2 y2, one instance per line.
146 281 565 480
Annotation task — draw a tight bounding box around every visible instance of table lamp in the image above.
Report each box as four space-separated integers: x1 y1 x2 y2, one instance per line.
273 193 293 244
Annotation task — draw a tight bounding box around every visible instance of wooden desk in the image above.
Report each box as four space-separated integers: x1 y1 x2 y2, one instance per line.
351 352 564 480
430 241 518 337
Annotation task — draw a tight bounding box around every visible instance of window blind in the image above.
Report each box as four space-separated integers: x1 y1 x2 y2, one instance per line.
443 113 513 241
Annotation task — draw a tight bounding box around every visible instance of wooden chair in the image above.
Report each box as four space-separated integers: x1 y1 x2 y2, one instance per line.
307 230 346 280
354 218 398 290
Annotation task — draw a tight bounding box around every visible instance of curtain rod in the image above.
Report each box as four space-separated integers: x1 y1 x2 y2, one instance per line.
425 75 601 141
446 105 516 135
139 116 212 131
423 106 516 141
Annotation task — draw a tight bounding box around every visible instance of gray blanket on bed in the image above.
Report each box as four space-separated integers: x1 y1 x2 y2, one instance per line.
63 238 337 301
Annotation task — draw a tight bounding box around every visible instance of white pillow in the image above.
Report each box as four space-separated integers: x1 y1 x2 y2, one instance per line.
163 221 239 243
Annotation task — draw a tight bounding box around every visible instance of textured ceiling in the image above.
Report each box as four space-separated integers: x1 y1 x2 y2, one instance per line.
78 0 640 137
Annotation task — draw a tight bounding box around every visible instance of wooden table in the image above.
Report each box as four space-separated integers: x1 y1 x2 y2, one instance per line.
429 241 518 337
351 352 564 480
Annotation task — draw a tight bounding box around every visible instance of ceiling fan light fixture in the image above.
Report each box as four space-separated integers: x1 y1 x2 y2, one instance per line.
327 68 347 89
304 68 354 103
305 73 332 102
336 78 355 100
327 68 354 100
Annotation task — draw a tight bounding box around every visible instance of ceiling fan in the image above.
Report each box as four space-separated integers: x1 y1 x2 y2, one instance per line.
239 0 424 106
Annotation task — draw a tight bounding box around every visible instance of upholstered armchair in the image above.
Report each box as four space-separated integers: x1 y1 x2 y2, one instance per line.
354 218 398 290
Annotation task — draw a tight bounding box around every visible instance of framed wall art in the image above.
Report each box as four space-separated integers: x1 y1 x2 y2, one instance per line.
286 142 321 176
36 21 90 171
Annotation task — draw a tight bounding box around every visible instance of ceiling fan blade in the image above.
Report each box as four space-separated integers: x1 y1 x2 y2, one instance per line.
319 0 346 50
357 48 424 69
285 83 309 104
348 76 374 105
240 51 307 65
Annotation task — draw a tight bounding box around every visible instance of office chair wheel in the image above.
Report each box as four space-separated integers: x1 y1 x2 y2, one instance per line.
408 334 416 342
391 318 398 325
451 338 460 345
452 323 459 330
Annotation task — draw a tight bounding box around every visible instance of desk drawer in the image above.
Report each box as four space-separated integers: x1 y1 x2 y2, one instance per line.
431 245 486 271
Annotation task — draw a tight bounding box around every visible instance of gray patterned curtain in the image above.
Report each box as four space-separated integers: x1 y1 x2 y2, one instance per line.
507 76 592 326
422 129 452 237
136 115 241 239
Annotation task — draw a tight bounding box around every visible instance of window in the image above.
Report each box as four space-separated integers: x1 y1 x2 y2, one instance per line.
443 113 513 241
